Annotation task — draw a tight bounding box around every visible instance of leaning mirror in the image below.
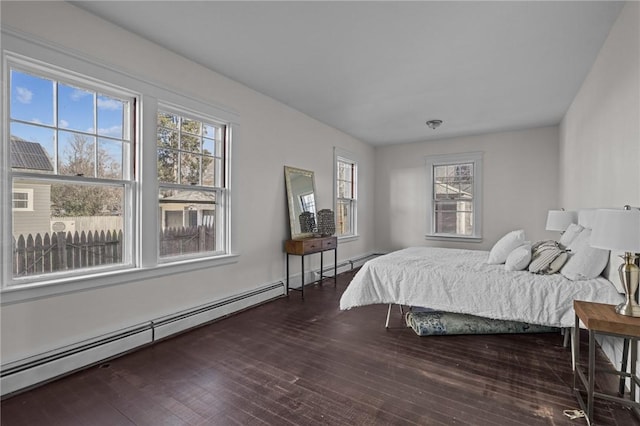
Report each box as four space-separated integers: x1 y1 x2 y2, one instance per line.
284 166 317 239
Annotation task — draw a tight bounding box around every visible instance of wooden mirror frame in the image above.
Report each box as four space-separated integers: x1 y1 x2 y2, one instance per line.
284 166 317 239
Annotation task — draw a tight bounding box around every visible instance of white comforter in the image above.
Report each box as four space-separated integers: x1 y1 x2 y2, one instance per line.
340 247 624 328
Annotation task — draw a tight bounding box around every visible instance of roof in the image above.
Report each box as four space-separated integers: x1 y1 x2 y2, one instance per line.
10 136 54 171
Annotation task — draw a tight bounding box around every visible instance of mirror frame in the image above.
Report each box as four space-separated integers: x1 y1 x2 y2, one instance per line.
284 166 317 239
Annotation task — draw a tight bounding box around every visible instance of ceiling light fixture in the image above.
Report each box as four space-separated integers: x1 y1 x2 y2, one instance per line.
426 119 443 130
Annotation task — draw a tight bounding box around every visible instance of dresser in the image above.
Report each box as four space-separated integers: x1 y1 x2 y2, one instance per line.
285 236 337 299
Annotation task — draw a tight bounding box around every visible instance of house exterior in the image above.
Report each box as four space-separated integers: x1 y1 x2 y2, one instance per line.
10 137 53 237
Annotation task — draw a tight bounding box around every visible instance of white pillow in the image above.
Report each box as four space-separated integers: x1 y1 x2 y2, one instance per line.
566 228 591 254
561 244 610 280
487 230 526 264
559 223 584 248
505 244 532 271
603 251 626 293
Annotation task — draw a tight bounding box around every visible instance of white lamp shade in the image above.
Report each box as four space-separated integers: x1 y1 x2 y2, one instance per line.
590 208 640 252
545 210 577 231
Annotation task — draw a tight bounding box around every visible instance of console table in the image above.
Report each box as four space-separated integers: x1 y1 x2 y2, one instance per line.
285 236 337 299
573 300 640 423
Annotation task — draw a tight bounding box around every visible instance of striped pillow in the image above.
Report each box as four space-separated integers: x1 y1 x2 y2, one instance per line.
528 241 568 274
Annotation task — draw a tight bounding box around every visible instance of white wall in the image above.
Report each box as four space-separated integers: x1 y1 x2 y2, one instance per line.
374 126 560 252
559 1 640 371
0 2 375 364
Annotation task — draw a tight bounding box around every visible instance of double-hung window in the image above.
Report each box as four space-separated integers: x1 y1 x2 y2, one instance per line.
2 36 237 301
157 107 227 259
425 152 483 240
8 62 134 280
335 148 358 238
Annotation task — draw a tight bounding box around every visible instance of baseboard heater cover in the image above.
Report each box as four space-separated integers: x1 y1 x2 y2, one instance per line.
1 281 284 397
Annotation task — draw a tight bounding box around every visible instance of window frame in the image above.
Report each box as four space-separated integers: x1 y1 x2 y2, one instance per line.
334 147 358 240
1 31 239 304
156 103 229 262
425 152 483 242
12 188 33 211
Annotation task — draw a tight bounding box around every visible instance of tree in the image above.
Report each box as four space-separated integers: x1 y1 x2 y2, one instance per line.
157 112 214 186
51 134 122 216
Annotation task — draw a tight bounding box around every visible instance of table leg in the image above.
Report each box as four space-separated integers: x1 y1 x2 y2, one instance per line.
631 338 637 401
301 254 305 300
320 250 324 285
286 253 290 296
588 329 595 421
620 338 630 396
573 316 579 389
334 247 337 287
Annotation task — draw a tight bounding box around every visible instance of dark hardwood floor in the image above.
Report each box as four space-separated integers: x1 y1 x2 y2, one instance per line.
2 269 638 425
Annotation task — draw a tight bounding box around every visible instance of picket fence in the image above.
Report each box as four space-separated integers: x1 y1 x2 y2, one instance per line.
13 225 214 277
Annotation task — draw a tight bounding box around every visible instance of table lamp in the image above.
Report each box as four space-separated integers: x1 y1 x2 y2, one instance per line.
546 209 577 232
590 206 640 317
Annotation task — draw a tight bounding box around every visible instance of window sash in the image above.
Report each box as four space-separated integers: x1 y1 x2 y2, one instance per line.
425 152 482 240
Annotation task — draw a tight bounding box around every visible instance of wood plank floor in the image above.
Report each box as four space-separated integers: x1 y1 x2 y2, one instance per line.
2 269 638 425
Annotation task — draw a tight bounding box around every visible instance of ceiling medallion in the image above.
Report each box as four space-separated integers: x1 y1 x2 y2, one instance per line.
426 119 443 130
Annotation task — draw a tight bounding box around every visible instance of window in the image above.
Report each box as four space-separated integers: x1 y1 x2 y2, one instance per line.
335 148 358 238
2 38 237 300
12 189 33 211
157 108 227 259
8 64 134 280
425 152 483 240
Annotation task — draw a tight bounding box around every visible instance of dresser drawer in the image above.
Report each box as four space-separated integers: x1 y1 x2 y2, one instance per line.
285 236 337 255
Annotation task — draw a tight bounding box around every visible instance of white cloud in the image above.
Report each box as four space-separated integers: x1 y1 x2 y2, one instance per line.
60 119 69 128
16 87 33 104
98 125 123 137
70 89 90 101
97 97 122 111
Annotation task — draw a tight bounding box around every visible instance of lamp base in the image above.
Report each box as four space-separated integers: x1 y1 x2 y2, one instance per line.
615 301 640 317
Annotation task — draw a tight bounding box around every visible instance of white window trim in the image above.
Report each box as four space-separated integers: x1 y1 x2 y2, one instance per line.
1 29 239 304
425 151 483 242
12 188 33 211
333 147 359 241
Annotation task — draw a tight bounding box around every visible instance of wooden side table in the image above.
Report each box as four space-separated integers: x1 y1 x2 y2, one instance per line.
285 236 337 299
573 300 640 422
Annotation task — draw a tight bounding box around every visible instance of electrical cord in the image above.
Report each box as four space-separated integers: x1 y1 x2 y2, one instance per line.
563 409 591 426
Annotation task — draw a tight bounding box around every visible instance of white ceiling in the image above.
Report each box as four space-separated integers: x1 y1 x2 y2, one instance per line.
71 1 624 146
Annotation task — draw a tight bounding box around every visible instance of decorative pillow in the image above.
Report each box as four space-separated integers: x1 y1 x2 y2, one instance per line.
561 244 610 281
528 241 568 274
566 228 591 254
487 230 526 264
505 244 532 271
559 223 584 248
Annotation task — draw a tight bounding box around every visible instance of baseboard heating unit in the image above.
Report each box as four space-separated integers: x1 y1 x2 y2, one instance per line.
0 282 283 397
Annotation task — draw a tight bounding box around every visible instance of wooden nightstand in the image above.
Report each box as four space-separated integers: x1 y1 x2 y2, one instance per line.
573 300 640 422
285 236 337 299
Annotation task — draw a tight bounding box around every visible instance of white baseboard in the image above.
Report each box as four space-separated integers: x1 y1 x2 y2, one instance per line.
1 281 284 397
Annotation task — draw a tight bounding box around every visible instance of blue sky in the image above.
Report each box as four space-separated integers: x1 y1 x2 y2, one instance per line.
10 69 126 171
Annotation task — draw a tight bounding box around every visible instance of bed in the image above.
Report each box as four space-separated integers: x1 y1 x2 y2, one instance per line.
339 210 625 330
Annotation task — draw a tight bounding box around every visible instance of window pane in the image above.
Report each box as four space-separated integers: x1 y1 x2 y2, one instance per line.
180 153 201 185
181 133 201 154
337 199 352 236
434 201 473 235
58 131 96 177
98 138 123 179
10 69 55 126
158 111 179 129
12 179 125 278
159 188 217 257
58 83 95 133
158 148 178 183
181 117 202 136
10 126 56 174
97 95 124 139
